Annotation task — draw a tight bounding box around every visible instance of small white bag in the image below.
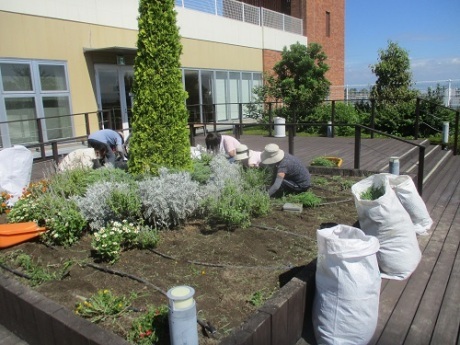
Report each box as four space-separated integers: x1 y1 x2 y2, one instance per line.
351 174 421 280
313 224 381 345
385 174 433 235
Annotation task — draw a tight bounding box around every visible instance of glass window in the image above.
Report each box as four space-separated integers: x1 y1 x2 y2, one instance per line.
215 71 227 121
43 96 72 139
0 63 33 92
229 72 240 120
184 70 200 122
39 65 67 91
0 59 72 147
200 70 214 123
5 97 38 144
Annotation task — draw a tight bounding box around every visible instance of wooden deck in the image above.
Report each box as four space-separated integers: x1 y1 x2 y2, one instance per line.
26 134 460 345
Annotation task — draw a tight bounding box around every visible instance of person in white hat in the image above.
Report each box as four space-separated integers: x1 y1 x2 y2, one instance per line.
261 143 310 197
234 144 262 168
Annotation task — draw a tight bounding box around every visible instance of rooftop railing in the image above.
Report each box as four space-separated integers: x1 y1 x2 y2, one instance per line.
175 0 303 35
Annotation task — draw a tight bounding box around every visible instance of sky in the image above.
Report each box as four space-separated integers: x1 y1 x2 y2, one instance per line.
345 0 460 86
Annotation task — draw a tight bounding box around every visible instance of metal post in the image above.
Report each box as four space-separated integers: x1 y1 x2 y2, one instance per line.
414 98 420 139
417 146 425 196
454 111 459 156
268 102 273 137
370 100 375 139
238 103 243 136
36 118 46 159
331 100 335 138
51 141 59 164
288 125 294 155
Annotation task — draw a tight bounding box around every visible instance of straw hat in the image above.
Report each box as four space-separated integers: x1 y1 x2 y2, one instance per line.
234 144 249 161
261 143 284 165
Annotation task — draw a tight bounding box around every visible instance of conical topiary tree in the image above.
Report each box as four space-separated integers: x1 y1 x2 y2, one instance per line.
128 0 191 175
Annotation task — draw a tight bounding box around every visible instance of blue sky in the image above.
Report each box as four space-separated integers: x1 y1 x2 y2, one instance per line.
345 0 460 86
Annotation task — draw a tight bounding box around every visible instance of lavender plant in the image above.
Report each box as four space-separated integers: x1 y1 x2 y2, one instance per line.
137 168 203 229
74 181 141 230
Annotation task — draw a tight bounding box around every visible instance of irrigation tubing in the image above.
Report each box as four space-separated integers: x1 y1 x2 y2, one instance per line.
147 248 292 271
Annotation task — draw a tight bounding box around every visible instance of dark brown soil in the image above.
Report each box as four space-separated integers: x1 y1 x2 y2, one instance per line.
0 174 360 344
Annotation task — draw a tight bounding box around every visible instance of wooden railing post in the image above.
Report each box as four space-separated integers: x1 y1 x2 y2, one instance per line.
354 125 361 169
414 98 420 139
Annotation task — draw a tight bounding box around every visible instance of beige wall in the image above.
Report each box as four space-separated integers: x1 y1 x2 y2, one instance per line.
0 12 138 135
0 11 266 136
181 38 263 71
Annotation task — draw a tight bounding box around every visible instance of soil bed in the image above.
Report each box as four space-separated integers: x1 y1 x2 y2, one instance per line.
0 174 361 344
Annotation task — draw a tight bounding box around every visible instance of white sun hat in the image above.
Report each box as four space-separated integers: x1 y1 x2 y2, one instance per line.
234 144 250 161
261 143 285 165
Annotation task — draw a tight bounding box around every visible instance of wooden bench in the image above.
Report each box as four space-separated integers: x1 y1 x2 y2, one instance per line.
187 123 206 137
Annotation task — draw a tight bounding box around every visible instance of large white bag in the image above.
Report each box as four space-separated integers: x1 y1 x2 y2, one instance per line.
313 224 381 345
351 174 421 280
0 145 33 205
385 174 432 235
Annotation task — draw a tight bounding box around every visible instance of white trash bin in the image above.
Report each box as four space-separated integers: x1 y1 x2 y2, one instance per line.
274 117 286 138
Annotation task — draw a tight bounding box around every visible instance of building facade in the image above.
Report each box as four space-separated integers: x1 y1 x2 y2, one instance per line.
0 0 344 148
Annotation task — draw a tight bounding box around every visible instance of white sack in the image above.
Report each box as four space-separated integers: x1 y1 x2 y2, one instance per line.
58 148 97 172
0 145 33 205
351 174 421 280
313 224 381 345
385 174 432 235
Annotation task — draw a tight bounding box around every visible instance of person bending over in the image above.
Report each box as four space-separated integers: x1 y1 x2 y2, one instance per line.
205 132 240 161
261 143 310 197
233 144 262 168
88 129 127 165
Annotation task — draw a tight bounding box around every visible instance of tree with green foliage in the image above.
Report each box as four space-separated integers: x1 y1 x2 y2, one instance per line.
419 84 455 137
128 0 192 175
370 41 419 135
261 42 331 126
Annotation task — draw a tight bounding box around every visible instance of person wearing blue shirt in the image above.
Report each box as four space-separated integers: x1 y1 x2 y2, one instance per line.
261 143 311 197
88 129 127 165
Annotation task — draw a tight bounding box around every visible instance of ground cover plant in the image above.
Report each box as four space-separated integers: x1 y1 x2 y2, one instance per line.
0 155 362 344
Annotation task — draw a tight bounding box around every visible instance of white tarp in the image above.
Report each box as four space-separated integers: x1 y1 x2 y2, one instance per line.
313 224 381 345
0 146 33 205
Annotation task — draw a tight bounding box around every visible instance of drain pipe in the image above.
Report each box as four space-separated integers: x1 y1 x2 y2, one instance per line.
389 156 400 175
167 285 198 345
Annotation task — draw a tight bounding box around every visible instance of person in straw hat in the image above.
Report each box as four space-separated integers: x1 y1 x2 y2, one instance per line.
234 144 262 168
261 143 310 197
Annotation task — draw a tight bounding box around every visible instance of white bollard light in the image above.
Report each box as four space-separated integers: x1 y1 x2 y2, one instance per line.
442 121 449 150
389 156 400 175
167 285 198 345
